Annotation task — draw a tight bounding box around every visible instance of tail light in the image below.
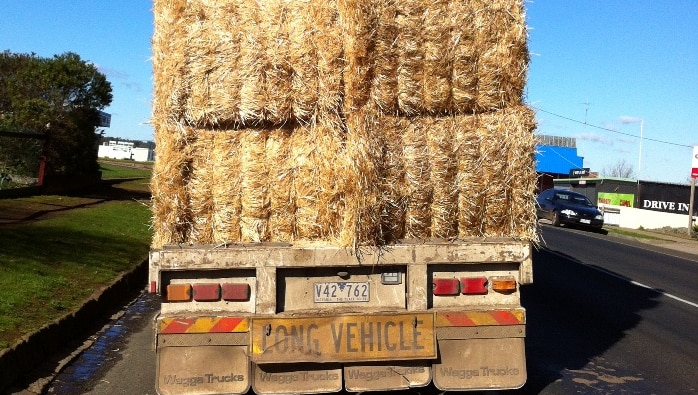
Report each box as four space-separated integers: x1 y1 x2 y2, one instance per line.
164 282 251 302
491 276 517 294
432 276 517 297
461 277 488 295
222 283 251 301
166 284 192 302
192 283 221 301
433 278 460 295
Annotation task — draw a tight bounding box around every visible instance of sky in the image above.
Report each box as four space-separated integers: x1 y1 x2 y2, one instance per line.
0 1 696 184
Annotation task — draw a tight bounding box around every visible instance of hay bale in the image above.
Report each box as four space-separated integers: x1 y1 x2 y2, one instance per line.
186 130 216 243
150 122 193 248
339 0 375 113
370 0 399 114
476 105 536 238
261 1 294 124
211 131 242 243
150 0 537 248
342 109 383 247
314 0 344 118
401 117 433 238
375 115 406 241
266 127 295 242
395 0 424 115
448 0 477 112
152 0 188 125
183 1 242 127
454 115 485 238
291 116 348 242
288 0 319 123
239 130 270 242
237 0 266 125
422 0 452 113
474 0 529 111
428 116 458 238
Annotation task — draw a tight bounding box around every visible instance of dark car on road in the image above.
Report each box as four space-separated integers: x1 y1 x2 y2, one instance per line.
536 188 604 229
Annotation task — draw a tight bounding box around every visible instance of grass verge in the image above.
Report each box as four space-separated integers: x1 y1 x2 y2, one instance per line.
0 163 152 349
605 227 665 241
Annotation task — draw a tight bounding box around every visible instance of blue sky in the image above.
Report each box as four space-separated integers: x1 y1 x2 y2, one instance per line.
1 1 696 183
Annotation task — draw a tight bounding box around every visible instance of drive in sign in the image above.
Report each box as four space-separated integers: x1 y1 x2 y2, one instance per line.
692 146 698 179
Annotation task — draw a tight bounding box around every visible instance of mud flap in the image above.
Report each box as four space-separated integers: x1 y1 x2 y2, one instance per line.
432 338 526 390
156 345 250 395
344 363 431 392
252 363 342 394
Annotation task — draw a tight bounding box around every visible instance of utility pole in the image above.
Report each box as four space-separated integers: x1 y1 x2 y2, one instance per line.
689 178 695 237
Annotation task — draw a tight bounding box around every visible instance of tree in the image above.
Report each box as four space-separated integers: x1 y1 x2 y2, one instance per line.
602 159 635 179
0 50 112 177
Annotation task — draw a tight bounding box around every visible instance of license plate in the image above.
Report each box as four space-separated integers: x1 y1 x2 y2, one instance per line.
580 219 591 224
250 314 436 363
314 282 370 303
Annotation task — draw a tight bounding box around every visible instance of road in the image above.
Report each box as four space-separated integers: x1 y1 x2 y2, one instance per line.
45 225 698 394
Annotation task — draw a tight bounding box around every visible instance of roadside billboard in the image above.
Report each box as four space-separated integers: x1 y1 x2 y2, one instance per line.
638 181 697 215
597 192 634 207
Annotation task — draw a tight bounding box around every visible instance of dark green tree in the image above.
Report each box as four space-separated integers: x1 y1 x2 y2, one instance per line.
0 50 112 177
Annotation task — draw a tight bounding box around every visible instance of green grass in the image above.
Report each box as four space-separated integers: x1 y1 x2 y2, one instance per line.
605 227 663 240
99 161 153 180
0 175 153 349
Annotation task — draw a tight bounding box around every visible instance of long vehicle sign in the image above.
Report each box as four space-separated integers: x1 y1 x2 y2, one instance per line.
251 314 436 363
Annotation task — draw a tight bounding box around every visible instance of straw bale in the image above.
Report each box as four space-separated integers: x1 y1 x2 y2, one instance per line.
150 122 193 248
237 0 266 125
152 0 188 126
448 0 477 113
339 0 375 113
395 0 424 115
422 0 452 113
428 116 458 238
266 127 295 242
314 0 344 118
288 0 319 123
370 0 399 114
186 130 216 243
182 1 242 127
454 115 486 238
211 131 242 243
502 106 537 240
261 1 294 125
291 117 348 242
375 115 406 241
342 109 383 246
476 105 536 239
401 117 433 238
474 0 528 111
239 130 270 242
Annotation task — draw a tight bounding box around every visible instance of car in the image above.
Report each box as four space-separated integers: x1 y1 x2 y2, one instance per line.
536 188 604 229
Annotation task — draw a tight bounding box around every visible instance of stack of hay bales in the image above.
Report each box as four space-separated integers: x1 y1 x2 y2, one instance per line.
150 0 537 249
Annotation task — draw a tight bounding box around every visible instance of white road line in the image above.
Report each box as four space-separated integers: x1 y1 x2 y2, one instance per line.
629 280 698 309
545 248 698 309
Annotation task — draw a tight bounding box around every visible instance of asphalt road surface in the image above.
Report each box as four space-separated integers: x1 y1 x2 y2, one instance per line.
45 225 698 394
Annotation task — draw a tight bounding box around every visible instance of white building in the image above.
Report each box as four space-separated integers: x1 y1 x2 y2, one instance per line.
98 141 154 162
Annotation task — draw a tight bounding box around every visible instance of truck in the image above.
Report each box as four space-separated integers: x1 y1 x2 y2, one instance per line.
149 240 531 394
149 0 535 393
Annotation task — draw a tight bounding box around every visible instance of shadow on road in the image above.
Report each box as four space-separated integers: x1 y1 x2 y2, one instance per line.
511 248 661 394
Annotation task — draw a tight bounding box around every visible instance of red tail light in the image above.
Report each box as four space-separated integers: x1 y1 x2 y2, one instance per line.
433 278 460 296
461 277 488 295
193 283 221 301
222 283 251 301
